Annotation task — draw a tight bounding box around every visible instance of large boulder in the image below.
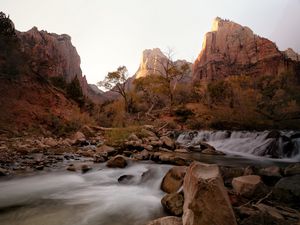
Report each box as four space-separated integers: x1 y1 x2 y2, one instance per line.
161 166 187 193
232 175 267 198
161 192 184 216
96 145 117 157
183 162 237 225
146 216 182 225
272 175 300 206
106 155 127 168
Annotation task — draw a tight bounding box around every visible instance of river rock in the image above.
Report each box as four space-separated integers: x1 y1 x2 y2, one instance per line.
106 155 127 168
96 145 117 157
128 133 140 141
81 164 92 173
152 152 190 166
284 163 300 176
161 192 184 216
232 175 267 198
220 166 245 186
183 162 237 225
141 129 157 138
43 137 58 147
258 166 282 186
161 166 187 193
0 167 8 176
201 147 225 155
66 164 77 172
272 175 300 206
146 216 182 225
133 149 150 160
160 136 175 149
72 131 86 142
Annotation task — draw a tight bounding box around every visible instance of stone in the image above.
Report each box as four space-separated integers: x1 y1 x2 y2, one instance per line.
284 163 300 176
72 131 86 142
133 149 150 160
272 175 300 206
152 152 191 166
118 175 134 184
175 149 189 153
43 137 58 147
146 216 182 225
232 175 267 198
128 133 140 141
81 164 92 173
183 162 237 225
0 167 8 176
258 166 282 186
201 147 225 155
161 192 184 216
141 129 157 138
161 166 187 193
160 136 175 149
106 155 127 168
93 154 106 163
66 164 76 172
96 145 117 157
220 166 245 186
193 17 296 82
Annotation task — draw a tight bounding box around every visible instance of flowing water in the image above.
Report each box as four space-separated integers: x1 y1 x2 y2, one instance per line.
176 130 300 162
0 162 171 225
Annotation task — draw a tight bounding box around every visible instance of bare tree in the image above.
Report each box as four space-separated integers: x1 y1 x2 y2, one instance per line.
147 48 191 107
98 66 131 112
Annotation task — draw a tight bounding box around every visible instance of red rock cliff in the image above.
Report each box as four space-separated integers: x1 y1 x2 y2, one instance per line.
193 17 296 81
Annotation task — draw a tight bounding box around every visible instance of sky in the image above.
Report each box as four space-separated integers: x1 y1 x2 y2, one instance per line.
1 0 300 84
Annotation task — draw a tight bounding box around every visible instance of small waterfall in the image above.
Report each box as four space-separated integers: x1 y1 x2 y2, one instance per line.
176 130 300 161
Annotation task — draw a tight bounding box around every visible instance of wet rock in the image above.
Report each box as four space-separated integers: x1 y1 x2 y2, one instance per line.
0 167 8 176
106 155 127 168
183 162 237 225
81 164 92 173
160 136 175 149
284 163 300 176
66 164 76 172
243 166 256 176
96 145 117 157
258 166 282 186
239 212 294 225
220 166 245 186
232 175 268 198
201 147 225 155
150 140 163 147
152 152 191 166
174 149 188 153
161 192 184 216
161 166 187 193
118 174 134 184
266 130 281 139
93 154 106 163
146 216 182 225
124 140 144 150
133 149 150 160
272 175 300 206
35 165 44 170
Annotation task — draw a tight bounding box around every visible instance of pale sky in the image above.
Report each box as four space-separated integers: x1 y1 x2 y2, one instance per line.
1 0 300 84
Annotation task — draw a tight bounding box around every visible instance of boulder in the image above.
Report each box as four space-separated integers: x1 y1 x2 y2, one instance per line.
118 175 134 184
175 149 189 153
272 175 300 206
161 166 187 193
106 155 127 168
141 128 157 138
0 168 8 176
146 216 182 225
160 136 175 149
81 164 92 173
284 163 300 176
96 145 117 157
201 148 225 155
66 164 77 172
232 175 267 198
72 131 86 142
220 166 245 186
43 137 58 147
152 152 191 166
133 149 150 160
183 162 237 225
161 192 184 216
258 166 282 186
128 133 140 141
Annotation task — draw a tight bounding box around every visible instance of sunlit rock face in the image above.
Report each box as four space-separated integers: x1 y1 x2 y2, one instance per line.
193 17 298 81
284 48 300 61
17 27 95 99
134 48 192 81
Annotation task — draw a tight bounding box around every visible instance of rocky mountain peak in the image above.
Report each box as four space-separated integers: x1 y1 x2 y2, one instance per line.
135 48 167 79
284 48 300 61
193 17 295 81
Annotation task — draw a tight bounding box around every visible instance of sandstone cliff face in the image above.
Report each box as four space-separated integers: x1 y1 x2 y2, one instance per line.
193 17 296 81
134 48 192 82
17 27 99 101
